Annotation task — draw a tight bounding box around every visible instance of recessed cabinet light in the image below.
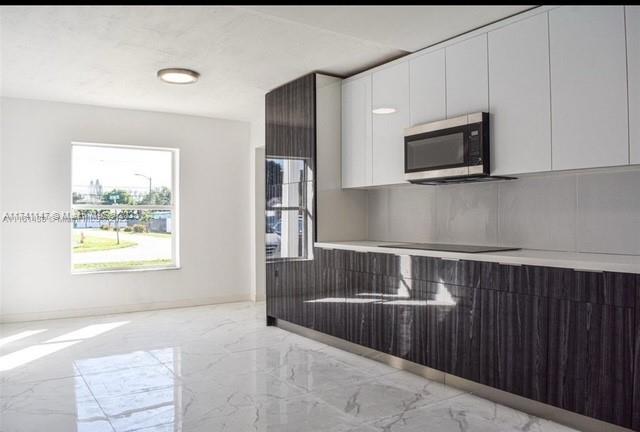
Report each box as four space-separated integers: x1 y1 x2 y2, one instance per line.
157 68 200 84
372 107 396 115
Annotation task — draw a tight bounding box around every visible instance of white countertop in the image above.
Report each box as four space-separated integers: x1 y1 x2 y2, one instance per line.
314 241 640 274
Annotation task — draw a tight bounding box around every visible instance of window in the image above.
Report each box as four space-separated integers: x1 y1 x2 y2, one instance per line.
265 157 313 260
71 143 179 272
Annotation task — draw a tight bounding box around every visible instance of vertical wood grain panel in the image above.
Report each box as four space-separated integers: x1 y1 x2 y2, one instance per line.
633 274 640 430
547 299 634 427
265 74 316 325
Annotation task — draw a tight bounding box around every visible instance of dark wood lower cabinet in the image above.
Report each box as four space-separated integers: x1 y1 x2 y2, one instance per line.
266 261 284 321
266 259 315 328
313 266 346 339
548 299 635 428
267 249 640 430
382 298 415 360
436 285 481 382
406 281 439 369
634 297 640 430
480 290 548 402
343 271 386 352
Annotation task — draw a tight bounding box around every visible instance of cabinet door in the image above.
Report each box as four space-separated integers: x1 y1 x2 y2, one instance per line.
372 62 410 186
489 13 551 175
344 271 385 351
266 262 284 320
635 281 640 431
314 267 347 339
628 6 640 164
446 34 489 118
548 300 635 428
549 6 629 170
409 49 446 126
341 75 372 188
437 285 482 382
266 260 315 327
481 290 548 402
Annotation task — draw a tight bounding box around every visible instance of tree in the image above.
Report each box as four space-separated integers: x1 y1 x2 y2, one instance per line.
100 191 133 245
140 186 171 205
72 192 84 204
101 189 134 205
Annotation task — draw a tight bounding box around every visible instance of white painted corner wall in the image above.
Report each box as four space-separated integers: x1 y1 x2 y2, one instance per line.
0 98 253 322
250 103 266 303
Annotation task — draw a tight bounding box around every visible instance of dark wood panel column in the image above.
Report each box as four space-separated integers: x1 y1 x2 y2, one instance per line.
265 74 316 326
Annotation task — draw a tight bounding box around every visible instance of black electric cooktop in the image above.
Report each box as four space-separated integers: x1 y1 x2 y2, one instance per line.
378 243 521 253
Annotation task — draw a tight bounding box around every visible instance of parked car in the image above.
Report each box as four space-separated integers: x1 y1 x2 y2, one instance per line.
265 222 281 257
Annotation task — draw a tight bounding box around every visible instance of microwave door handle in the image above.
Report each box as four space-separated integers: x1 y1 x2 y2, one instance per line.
462 125 470 166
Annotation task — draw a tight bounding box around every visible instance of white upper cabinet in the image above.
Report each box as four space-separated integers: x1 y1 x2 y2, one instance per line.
489 12 551 175
446 34 489 118
341 6 635 185
341 75 372 188
549 6 629 170
372 62 410 186
409 49 446 126
628 6 640 164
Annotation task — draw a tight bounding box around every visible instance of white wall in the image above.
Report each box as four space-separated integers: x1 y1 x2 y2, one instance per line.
250 145 265 302
249 103 266 302
368 167 640 255
0 98 252 322
0 16 4 317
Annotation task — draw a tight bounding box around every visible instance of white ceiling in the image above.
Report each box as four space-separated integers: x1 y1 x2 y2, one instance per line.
0 6 532 122
248 6 533 52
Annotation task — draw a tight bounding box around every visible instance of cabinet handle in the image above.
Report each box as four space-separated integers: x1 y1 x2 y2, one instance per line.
441 257 460 262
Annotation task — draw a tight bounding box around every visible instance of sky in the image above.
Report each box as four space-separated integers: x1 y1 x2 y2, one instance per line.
72 144 173 195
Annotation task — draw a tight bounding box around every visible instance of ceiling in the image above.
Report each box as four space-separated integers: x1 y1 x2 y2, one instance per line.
0 6 532 123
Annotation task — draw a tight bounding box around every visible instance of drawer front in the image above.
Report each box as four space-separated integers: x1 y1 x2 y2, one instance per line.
410 256 500 290
527 266 637 307
316 248 400 276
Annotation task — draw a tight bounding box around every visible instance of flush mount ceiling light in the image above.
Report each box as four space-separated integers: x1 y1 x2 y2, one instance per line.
372 107 396 114
157 68 200 84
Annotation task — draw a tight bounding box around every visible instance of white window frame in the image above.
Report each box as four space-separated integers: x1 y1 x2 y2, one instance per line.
70 141 180 274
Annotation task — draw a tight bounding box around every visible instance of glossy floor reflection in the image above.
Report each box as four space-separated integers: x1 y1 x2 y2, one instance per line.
0 302 578 432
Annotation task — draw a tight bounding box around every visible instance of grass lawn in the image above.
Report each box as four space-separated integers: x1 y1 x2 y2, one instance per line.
73 259 174 271
131 232 172 238
73 233 137 253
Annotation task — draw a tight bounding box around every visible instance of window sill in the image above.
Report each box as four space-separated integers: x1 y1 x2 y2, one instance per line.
71 265 181 275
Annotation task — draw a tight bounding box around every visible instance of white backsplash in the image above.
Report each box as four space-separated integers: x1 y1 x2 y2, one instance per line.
366 166 640 255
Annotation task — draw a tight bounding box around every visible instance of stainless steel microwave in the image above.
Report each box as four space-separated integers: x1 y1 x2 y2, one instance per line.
404 112 511 184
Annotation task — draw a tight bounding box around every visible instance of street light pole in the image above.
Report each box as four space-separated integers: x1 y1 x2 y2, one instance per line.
134 173 152 194
134 173 153 233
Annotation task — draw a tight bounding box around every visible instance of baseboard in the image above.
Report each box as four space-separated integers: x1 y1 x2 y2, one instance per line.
0 295 252 323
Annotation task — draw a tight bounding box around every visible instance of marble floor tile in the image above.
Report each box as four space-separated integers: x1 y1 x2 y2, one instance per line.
366 393 578 432
0 376 114 432
269 347 379 393
98 386 185 432
0 352 82 385
0 302 578 432
180 394 365 432
312 369 464 424
316 344 401 377
74 350 164 376
82 363 176 400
